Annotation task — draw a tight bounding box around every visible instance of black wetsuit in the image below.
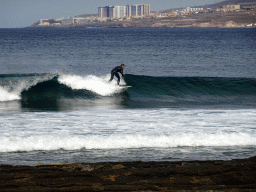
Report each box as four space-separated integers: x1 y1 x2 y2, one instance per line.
109 66 124 85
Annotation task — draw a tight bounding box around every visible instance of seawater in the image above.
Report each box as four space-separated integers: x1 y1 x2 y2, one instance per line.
0 28 255 165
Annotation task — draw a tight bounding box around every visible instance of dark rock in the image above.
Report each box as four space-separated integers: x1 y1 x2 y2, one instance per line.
0 156 256 191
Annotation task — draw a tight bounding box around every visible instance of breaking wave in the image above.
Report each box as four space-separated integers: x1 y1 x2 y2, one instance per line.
1 130 255 153
0 73 255 109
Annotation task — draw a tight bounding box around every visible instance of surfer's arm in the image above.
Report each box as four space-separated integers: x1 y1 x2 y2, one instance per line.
120 68 125 78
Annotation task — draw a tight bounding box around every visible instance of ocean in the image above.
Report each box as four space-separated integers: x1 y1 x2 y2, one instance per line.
0 27 255 165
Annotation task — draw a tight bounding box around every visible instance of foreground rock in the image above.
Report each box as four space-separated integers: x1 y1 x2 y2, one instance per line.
1 156 256 191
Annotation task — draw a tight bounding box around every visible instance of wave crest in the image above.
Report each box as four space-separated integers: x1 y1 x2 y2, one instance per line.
58 74 127 96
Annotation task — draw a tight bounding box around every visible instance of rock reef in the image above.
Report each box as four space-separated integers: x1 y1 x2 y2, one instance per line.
1 156 256 191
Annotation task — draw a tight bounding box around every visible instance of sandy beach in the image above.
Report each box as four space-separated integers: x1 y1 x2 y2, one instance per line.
1 156 255 191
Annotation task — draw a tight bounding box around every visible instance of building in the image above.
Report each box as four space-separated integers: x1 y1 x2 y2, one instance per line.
223 4 240 11
113 6 126 18
126 4 150 17
61 18 74 25
99 4 150 18
240 2 256 10
144 4 150 16
126 5 136 17
98 6 114 18
38 21 50 26
74 17 90 24
183 7 204 12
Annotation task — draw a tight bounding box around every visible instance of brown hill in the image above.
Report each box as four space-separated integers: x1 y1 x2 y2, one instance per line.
162 0 255 12
200 0 256 8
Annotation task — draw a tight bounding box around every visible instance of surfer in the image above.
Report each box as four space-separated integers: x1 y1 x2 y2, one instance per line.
109 64 125 85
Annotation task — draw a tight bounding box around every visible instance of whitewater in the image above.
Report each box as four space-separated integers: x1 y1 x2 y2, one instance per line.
1 108 255 165
58 74 128 96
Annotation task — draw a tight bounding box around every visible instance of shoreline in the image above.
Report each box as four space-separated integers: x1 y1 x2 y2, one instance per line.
30 10 256 29
1 156 255 191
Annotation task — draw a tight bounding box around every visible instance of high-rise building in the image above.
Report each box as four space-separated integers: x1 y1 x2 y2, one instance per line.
126 5 136 17
98 7 105 18
143 4 150 16
99 4 150 18
126 4 150 17
113 6 126 18
98 6 114 18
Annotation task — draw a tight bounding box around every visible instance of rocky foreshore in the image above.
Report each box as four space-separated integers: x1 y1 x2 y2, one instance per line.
1 156 256 191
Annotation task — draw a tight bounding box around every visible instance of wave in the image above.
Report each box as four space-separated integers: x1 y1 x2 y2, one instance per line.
0 73 57 102
126 74 256 96
0 73 128 102
125 75 256 108
0 131 255 152
0 73 255 109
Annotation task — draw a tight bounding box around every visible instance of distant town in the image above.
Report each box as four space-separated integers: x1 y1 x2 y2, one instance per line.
31 1 256 28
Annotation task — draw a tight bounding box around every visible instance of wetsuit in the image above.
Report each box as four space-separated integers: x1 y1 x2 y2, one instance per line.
109 66 124 85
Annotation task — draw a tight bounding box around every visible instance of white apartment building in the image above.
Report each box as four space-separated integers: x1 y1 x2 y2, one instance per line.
113 6 126 18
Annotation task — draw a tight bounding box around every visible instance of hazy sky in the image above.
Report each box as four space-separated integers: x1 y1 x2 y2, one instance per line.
0 0 223 28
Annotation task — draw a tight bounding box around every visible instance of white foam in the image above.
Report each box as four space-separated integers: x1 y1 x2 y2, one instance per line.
0 132 255 152
0 109 255 152
58 74 127 96
0 87 20 102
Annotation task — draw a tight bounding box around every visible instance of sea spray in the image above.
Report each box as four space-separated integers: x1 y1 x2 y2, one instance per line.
0 86 20 102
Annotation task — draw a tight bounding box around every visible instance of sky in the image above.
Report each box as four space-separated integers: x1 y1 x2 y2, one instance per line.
0 0 224 28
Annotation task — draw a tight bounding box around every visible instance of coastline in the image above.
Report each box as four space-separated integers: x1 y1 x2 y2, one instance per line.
1 156 255 191
30 10 256 28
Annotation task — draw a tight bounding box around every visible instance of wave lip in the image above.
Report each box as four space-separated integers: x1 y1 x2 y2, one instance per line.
0 73 57 102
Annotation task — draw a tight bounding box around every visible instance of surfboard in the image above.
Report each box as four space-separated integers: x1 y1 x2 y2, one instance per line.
119 85 132 88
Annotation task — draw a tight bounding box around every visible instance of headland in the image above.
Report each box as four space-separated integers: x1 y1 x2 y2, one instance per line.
31 1 256 28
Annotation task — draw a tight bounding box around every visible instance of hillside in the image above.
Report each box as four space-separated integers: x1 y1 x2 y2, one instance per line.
201 0 256 8
162 0 255 12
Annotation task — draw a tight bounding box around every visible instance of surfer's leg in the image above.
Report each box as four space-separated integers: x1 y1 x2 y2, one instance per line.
109 71 114 82
114 73 120 85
